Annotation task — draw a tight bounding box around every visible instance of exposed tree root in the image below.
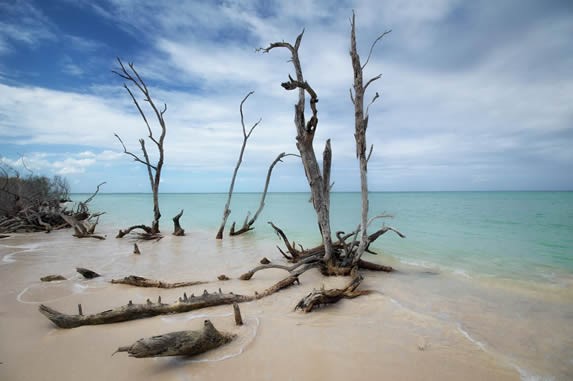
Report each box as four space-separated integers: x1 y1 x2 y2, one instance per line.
268 221 404 269
111 275 205 289
114 320 234 358
116 225 162 240
39 290 253 328
60 213 105 240
295 268 371 312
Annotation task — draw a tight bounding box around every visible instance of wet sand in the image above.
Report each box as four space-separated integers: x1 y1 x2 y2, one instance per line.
0 228 525 380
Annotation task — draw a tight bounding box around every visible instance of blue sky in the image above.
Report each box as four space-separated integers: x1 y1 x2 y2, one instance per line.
0 0 572 193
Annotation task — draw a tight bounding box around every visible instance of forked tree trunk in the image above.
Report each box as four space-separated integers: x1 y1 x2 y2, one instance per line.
230 152 296 236
216 91 261 239
113 58 167 236
260 31 334 263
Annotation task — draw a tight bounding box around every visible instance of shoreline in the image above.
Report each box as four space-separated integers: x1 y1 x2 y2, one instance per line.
0 228 570 380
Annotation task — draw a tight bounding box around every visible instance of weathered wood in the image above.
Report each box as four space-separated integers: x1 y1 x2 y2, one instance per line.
218 274 230 281
39 291 253 329
114 58 167 235
349 12 392 266
111 275 205 289
172 209 185 236
0 234 8 239
116 224 158 239
115 320 235 358
259 257 270 264
233 303 243 326
76 267 100 279
41 275 66 282
260 31 334 263
133 243 141 255
60 213 105 240
295 268 369 312
217 91 261 239
230 152 297 236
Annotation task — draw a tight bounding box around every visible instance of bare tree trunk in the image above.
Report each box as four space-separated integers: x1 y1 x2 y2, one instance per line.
349 13 392 265
113 58 167 236
216 91 261 239
259 31 334 263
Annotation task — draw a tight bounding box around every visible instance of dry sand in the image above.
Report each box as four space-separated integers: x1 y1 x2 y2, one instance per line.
0 228 519 381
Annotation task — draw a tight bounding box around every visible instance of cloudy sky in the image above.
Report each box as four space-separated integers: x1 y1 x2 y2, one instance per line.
0 0 571 193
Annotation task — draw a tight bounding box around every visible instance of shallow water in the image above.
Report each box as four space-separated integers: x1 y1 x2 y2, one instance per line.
1 191 572 380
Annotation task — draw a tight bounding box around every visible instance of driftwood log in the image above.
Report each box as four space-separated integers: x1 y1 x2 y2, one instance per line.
114 320 234 358
41 275 67 282
39 290 253 329
76 268 100 279
39 272 307 329
111 275 204 289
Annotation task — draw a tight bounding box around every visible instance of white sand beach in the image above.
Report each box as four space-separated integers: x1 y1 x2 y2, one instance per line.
0 228 521 381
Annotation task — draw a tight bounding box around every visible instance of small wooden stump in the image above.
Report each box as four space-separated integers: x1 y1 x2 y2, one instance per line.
233 303 243 326
133 243 141 255
259 257 271 264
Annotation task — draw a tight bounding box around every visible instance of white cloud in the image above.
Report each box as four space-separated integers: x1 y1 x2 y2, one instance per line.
1 0 572 191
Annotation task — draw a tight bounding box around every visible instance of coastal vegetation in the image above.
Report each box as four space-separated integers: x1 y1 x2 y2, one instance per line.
0 162 101 234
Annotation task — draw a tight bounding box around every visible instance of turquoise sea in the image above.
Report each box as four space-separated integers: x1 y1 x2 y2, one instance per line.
84 191 573 285
68 191 573 380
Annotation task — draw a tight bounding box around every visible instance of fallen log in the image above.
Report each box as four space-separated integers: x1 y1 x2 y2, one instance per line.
114 320 235 358
41 275 67 282
76 267 100 279
111 275 205 289
39 290 253 329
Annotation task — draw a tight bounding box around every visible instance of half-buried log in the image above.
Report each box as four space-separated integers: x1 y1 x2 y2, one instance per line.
76 267 100 279
39 290 253 328
111 275 205 289
114 320 234 358
41 275 67 282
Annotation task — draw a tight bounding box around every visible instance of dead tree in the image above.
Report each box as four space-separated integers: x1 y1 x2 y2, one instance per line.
239 15 402 310
113 58 166 238
348 13 392 265
230 152 297 236
216 91 261 239
259 31 335 266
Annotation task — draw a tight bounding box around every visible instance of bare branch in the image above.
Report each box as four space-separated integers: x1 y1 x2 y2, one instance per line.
365 92 380 118
114 134 156 170
366 144 374 163
363 74 382 92
83 182 106 204
361 30 392 70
